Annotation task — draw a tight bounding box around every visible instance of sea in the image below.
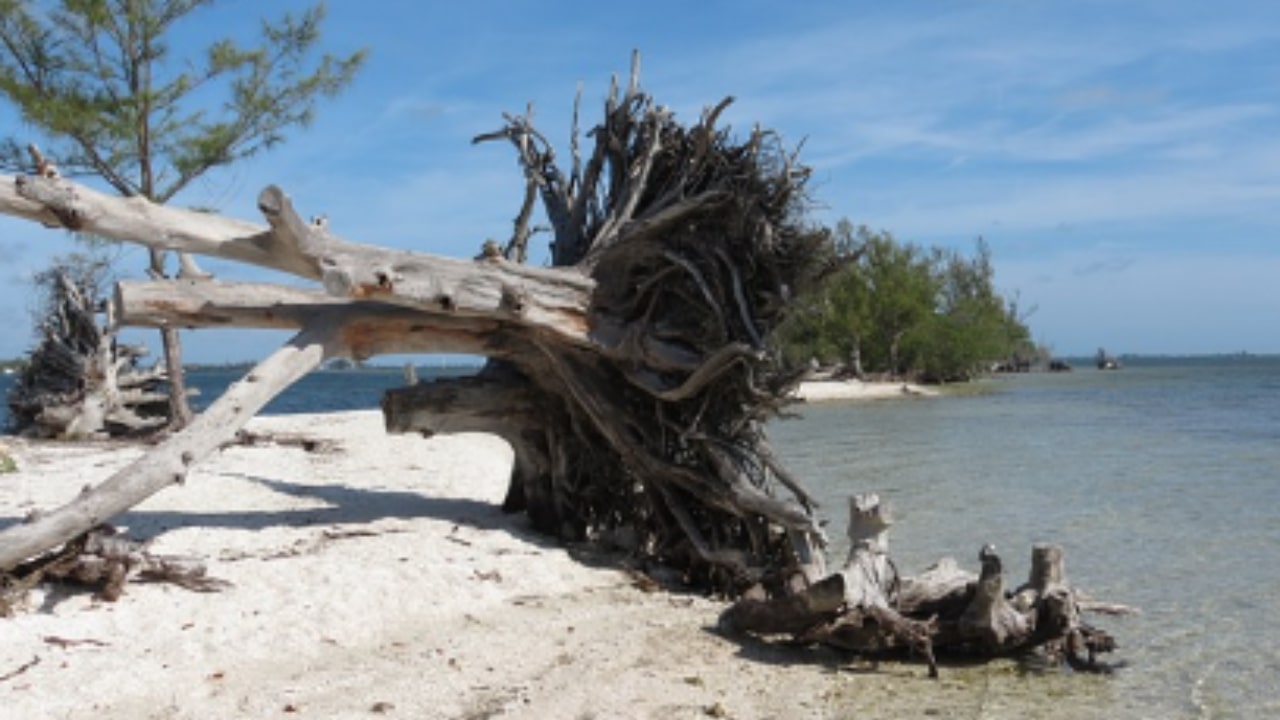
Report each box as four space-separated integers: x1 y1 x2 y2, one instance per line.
771 354 1280 719
2 355 1277 718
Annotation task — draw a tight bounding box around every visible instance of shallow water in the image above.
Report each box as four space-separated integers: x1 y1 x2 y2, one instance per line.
771 356 1280 719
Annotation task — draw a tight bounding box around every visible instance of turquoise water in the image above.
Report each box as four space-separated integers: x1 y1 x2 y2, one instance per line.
4 357 1278 716
771 356 1280 719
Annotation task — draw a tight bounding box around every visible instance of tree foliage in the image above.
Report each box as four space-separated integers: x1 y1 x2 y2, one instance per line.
777 224 1034 382
0 0 365 429
0 0 366 202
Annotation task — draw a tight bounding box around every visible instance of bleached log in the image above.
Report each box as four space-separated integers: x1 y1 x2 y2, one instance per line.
0 327 335 572
116 280 499 360
2 175 594 342
254 186 594 337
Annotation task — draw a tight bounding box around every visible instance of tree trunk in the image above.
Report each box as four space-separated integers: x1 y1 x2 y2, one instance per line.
147 247 194 430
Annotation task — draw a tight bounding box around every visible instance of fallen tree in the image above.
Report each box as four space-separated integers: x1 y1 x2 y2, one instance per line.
0 58 830 592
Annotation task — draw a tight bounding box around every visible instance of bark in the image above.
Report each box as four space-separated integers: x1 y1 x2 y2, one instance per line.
147 246 195 430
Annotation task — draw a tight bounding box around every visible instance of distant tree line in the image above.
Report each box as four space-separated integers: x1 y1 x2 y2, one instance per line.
776 220 1037 383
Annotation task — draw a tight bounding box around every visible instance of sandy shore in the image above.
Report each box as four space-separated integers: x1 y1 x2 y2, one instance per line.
794 378 939 402
0 411 969 719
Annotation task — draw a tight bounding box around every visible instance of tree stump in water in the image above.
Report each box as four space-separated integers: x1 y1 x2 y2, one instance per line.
720 494 1129 676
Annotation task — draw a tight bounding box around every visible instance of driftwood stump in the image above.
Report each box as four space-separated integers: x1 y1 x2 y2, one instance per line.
720 494 1128 676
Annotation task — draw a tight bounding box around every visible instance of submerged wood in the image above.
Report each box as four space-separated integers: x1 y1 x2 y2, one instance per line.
720 494 1124 676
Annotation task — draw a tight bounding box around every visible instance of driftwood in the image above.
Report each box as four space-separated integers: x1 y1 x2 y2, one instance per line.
5 264 175 438
0 58 830 595
720 494 1131 675
1 524 229 615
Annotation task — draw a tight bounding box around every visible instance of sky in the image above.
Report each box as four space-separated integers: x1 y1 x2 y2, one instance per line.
2 0 1278 362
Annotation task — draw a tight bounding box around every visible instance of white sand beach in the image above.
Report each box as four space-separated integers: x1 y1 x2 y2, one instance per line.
793 378 939 402
0 410 955 719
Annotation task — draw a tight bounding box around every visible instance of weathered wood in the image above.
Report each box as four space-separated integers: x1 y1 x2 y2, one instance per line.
954 544 1034 651
840 493 894 609
0 327 334 572
116 280 499 359
3 524 230 610
895 557 976 617
719 494 939 675
810 495 939 676
720 495 1124 676
1 175 594 341
2 57 835 594
717 573 846 636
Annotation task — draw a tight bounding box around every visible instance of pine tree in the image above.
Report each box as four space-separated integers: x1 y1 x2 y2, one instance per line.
0 0 365 428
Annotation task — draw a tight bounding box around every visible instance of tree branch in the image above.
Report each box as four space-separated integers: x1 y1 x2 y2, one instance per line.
1 173 595 341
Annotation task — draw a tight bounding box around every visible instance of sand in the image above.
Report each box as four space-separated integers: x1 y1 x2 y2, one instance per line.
794 378 939 402
0 409 952 719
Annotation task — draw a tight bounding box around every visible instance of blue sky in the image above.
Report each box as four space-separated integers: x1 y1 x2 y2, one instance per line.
2 0 1278 362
